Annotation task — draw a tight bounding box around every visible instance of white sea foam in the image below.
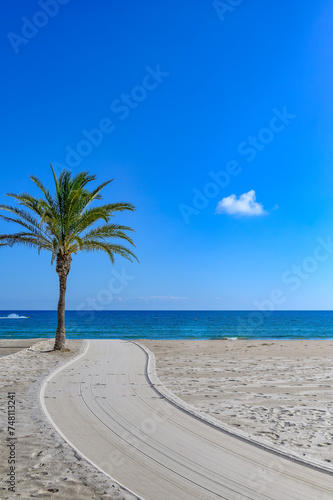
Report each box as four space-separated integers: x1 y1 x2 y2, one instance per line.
0 313 28 319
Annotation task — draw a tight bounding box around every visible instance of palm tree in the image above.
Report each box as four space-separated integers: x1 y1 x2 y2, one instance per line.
0 166 138 350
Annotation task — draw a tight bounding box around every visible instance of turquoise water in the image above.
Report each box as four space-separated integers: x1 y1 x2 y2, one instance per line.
0 310 333 340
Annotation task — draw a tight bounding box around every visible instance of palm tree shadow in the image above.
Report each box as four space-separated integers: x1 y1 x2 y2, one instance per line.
27 347 71 353
27 348 53 353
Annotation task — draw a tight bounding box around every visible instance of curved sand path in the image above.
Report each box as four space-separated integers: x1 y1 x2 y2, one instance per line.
41 340 333 500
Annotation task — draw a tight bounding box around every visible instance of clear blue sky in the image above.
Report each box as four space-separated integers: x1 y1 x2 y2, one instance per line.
1 0 333 310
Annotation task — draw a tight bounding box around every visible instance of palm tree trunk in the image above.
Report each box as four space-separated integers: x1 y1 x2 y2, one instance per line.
54 253 72 351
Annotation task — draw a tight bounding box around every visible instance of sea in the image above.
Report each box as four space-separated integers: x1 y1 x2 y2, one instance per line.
0 310 333 340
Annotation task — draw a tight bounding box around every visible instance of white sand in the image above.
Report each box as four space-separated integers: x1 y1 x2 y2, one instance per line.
140 339 333 469
0 340 137 500
1 338 332 499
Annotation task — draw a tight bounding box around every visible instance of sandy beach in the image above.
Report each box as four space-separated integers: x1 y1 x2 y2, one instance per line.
0 338 332 498
141 339 333 468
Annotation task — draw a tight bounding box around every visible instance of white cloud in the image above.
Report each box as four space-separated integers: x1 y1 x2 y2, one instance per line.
216 190 266 217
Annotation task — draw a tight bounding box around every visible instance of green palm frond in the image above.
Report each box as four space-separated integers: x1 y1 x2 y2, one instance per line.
5 194 44 217
103 202 136 213
0 205 50 237
80 224 135 246
67 206 112 236
89 179 114 200
0 233 53 252
78 240 138 264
